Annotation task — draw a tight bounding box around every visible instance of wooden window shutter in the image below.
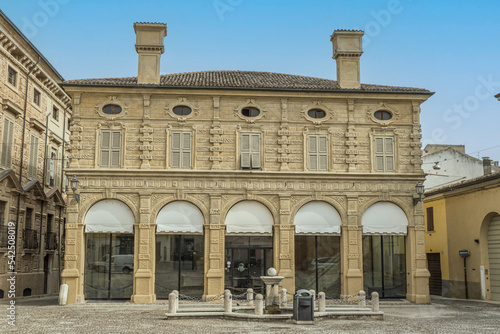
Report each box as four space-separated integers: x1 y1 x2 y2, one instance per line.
250 134 261 169
374 137 384 171
110 131 121 168
240 133 251 168
100 130 111 167
318 135 328 171
28 135 38 178
1 118 14 168
308 135 318 171
181 132 191 168
426 207 434 232
385 137 394 171
171 132 181 168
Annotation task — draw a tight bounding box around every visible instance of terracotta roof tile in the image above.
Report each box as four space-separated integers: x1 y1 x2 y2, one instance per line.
62 70 431 93
425 171 500 196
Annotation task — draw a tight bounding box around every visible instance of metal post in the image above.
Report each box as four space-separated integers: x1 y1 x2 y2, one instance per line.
315 235 318 293
464 256 468 299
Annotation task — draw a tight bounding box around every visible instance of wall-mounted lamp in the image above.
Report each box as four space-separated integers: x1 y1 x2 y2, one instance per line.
70 175 80 203
413 181 425 206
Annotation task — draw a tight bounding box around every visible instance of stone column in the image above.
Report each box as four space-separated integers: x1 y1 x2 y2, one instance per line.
204 195 225 299
407 205 431 304
342 196 363 299
131 193 155 303
275 195 294 292
61 196 85 304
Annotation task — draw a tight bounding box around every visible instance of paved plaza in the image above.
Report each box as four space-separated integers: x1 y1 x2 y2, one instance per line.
3 297 500 333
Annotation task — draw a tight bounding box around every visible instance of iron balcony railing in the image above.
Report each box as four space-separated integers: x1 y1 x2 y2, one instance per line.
45 232 58 250
23 229 39 249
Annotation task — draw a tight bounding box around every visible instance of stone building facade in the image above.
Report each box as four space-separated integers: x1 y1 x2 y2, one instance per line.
0 10 71 299
61 23 432 304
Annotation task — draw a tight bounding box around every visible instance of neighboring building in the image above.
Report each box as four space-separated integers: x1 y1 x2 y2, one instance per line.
424 172 500 301
0 10 71 299
60 23 433 304
422 144 499 191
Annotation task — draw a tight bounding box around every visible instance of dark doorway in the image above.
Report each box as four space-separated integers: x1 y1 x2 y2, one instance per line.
427 253 442 296
224 236 272 294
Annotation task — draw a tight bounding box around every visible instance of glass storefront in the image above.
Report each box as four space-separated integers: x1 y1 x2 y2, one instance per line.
155 234 204 298
362 235 406 298
224 236 273 294
295 235 341 297
84 233 134 299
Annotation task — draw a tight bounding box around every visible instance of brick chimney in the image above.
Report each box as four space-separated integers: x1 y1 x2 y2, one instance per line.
330 30 364 89
134 22 167 84
483 157 492 175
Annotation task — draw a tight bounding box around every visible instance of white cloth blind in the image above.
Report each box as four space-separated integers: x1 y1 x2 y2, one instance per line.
294 201 341 234
156 201 204 233
225 201 273 234
84 200 135 233
361 202 408 235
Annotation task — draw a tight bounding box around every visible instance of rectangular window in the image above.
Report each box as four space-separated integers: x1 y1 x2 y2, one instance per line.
33 89 41 106
426 207 434 232
28 134 39 179
47 148 56 187
47 214 53 233
0 201 6 226
374 137 395 172
25 208 33 230
308 135 328 171
1 117 15 168
100 130 122 168
52 106 59 121
241 133 261 169
171 132 192 169
7 66 17 86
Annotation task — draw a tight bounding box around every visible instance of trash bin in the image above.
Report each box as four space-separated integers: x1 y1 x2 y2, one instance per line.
293 289 314 323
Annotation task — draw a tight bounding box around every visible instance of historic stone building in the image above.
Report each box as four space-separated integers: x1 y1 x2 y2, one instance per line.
0 10 71 299
61 23 432 304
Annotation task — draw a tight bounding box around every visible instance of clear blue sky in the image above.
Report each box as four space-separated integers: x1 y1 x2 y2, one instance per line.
3 1 500 160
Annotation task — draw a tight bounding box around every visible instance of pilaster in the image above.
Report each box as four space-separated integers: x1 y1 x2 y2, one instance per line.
342 195 363 298
275 194 293 292
204 195 225 299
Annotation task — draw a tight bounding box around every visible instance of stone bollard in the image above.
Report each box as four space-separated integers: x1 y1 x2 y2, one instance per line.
371 291 380 312
168 292 177 314
280 288 287 307
172 290 179 310
224 289 232 313
318 292 326 312
309 289 316 310
358 290 366 307
247 288 254 306
255 294 264 316
58 284 68 306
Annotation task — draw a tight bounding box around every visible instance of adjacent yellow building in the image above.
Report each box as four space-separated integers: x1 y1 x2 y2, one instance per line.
60 23 433 304
425 172 500 301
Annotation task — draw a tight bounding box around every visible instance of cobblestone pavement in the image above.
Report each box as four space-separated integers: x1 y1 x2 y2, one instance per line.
3 296 500 333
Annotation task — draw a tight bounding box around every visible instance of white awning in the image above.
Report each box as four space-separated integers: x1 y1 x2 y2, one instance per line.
84 200 134 233
361 202 408 235
225 201 273 234
156 201 204 233
294 201 341 234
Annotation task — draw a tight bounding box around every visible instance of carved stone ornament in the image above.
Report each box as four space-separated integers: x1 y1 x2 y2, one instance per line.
300 101 333 125
233 99 267 123
367 102 399 126
94 95 129 120
165 97 199 122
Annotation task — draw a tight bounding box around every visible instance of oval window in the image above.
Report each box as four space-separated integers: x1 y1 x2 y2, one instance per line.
173 105 192 116
307 109 326 119
242 107 260 117
102 104 122 115
374 110 392 120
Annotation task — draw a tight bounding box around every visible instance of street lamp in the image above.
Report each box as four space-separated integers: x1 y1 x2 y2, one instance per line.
70 175 80 203
413 181 425 206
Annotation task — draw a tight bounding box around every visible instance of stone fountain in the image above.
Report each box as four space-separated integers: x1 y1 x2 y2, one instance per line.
260 267 284 314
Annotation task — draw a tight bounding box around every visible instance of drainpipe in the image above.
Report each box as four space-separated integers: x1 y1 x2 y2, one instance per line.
38 114 50 261
57 106 68 287
14 56 40 272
